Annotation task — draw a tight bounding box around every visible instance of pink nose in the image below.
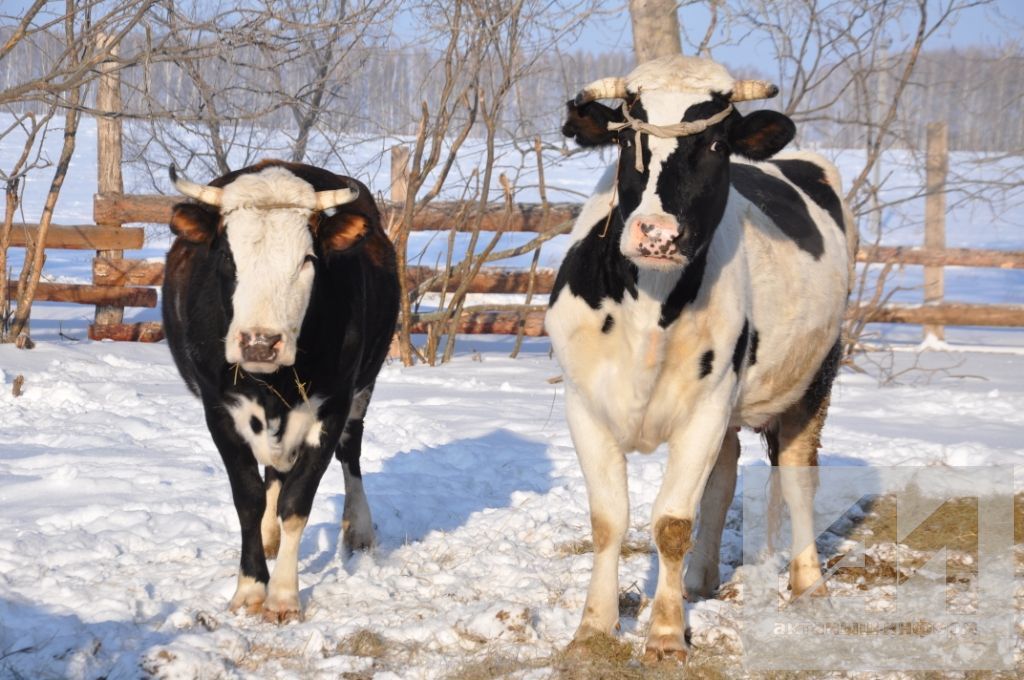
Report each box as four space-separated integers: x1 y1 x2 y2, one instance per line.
628 216 681 259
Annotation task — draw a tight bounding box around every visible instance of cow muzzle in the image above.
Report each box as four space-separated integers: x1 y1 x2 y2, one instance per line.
239 330 285 372
623 215 688 268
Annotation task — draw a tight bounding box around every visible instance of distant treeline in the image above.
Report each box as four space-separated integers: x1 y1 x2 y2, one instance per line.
1 26 1019 152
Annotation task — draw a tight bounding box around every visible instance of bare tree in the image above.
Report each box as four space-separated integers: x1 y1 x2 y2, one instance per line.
123 0 398 184
389 0 601 365
1 0 155 345
712 0 1003 356
629 0 683 62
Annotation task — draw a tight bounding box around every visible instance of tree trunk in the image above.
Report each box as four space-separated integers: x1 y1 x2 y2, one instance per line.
629 0 682 64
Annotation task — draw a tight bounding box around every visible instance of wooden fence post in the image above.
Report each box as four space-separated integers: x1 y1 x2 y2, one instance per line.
390 145 410 204
388 145 410 359
93 33 125 332
924 122 948 342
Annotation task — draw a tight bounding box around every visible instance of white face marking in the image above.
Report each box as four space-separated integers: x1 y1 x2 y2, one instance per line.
621 90 712 228
617 91 719 273
220 167 319 372
225 394 324 472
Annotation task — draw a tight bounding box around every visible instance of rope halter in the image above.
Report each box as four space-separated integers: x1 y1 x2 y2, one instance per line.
572 65 779 174
606 102 735 173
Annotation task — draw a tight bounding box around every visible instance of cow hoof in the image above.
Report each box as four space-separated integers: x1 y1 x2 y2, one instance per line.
228 581 266 616
642 634 688 665
229 598 265 616
262 594 301 624
342 530 375 555
684 563 719 602
262 521 280 559
341 518 375 556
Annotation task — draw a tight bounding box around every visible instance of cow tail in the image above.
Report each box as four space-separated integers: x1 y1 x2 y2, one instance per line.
843 199 859 298
762 422 784 552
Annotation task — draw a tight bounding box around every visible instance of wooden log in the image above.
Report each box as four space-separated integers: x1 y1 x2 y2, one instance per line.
407 310 547 336
93 257 166 286
383 201 579 233
95 193 580 233
89 322 165 342
924 122 948 340
55 300 1024 345
857 246 1024 269
408 266 556 294
94 193 178 225
5 280 157 307
8 223 145 250
94 33 126 327
93 260 558 295
850 303 1024 327
84 247 1024 292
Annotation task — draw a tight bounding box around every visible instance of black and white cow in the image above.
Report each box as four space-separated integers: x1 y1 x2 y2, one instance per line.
163 160 399 621
546 56 857 661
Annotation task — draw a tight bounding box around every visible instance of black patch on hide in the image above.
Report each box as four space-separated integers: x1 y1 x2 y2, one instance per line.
730 164 824 259
699 350 715 379
658 248 708 328
550 214 638 309
769 159 845 232
732 319 750 373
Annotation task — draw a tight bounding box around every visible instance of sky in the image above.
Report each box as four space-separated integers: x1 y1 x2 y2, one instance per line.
4 1 1021 60
568 1 1023 71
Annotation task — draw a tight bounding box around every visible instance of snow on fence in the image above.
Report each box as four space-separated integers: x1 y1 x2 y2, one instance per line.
5 102 1024 343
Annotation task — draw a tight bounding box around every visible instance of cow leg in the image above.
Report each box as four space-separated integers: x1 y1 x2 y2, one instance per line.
205 406 269 614
645 406 731 663
336 387 375 554
263 416 344 622
772 342 840 598
565 391 629 645
684 428 739 601
261 467 282 559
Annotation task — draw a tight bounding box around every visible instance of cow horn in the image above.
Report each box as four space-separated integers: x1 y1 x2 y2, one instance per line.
574 77 628 105
730 80 780 102
169 165 223 206
314 186 359 211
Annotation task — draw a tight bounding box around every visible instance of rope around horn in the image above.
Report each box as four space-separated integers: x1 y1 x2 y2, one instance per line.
607 103 734 173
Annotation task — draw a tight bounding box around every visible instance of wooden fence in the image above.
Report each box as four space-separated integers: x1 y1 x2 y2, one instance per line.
6 115 1024 342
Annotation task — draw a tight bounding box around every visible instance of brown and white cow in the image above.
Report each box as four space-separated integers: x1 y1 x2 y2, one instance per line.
546 56 856 661
163 160 399 621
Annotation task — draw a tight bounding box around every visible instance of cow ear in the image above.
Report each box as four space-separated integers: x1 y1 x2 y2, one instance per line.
169 203 218 244
729 110 795 160
318 212 370 253
562 100 624 147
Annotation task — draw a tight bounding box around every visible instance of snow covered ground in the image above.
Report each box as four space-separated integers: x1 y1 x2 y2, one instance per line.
2 115 1023 677
1 338 1022 678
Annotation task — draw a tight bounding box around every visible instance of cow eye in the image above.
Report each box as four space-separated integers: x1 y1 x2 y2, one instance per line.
710 140 726 153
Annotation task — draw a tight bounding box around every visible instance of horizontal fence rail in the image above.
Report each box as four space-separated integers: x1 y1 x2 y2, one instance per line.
93 193 582 234
9 223 145 250
7 119 1023 345
7 188 1024 343
11 201 1022 343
